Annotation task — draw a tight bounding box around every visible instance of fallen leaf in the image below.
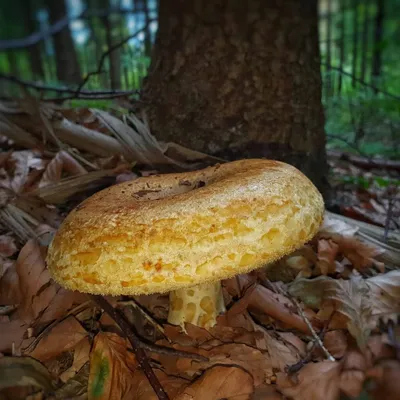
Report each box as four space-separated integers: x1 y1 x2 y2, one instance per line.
336 236 384 272
15 240 51 322
276 361 341 400
366 270 400 318
39 151 87 188
131 369 188 400
0 264 21 305
156 342 273 387
52 363 89 399
315 239 339 275
366 360 400 400
0 319 27 353
289 275 373 348
88 332 137 400
174 365 254 400
0 234 17 257
60 337 91 383
0 356 57 393
27 316 88 362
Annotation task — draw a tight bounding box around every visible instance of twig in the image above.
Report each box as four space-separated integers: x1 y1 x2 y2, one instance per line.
92 295 169 400
129 342 208 362
321 64 400 101
75 19 156 96
0 74 139 98
286 315 333 374
291 298 335 362
118 299 167 337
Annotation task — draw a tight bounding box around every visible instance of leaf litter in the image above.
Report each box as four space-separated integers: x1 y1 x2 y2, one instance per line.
0 98 399 399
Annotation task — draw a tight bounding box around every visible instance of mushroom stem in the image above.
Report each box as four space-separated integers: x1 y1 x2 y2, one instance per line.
168 281 226 329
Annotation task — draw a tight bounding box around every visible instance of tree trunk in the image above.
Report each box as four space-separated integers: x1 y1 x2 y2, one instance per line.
100 0 122 90
338 0 346 93
140 0 328 194
25 0 44 79
372 0 384 81
46 0 81 84
360 0 369 83
351 0 359 88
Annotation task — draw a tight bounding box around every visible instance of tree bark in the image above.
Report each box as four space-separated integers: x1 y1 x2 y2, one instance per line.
338 0 346 93
372 0 384 81
100 0 122 90
25 0 45 79
46 0 81 85
351 0 359 88
140 0 328 194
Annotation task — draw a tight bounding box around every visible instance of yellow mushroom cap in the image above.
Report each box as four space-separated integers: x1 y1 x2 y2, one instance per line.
46 159 324 295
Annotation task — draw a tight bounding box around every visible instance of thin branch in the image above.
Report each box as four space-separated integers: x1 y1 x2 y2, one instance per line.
321 64 400 101
92 295 169 400
0 8 156 51
0 73 138 98
74 19 156 96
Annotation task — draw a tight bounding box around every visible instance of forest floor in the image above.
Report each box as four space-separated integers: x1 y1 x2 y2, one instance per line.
0 97 399 400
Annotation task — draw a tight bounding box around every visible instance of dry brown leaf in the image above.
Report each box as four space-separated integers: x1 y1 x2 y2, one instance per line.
0 263 21 305
315 239 339 275
322 330 348 359
366 270 400 318
174 365 254 400
130 369 187 400
0 319 27 353
336 236 384 272
60 337 91 383
27 316 88 362
366 360 400 400
0 234 17 257
39 151 87 188
289 275 373 348
156 342 273 387
276 361 341 400
225 275 310 334
34 287 87 326
88 332 137 400
15 240 52 322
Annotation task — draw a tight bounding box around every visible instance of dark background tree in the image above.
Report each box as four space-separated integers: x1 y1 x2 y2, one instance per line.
140 0 328 193
45 0 81 84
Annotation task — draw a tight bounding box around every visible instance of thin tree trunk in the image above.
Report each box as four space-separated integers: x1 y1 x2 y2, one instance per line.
326 0 333 97
25 0 44 79
338 0 346 93
372 0 384 81
87 0 108 87
46 0 81 85
140 0 328 194
351 0 359 87
360 0 369 82
142 0 152 58
100 0 122 89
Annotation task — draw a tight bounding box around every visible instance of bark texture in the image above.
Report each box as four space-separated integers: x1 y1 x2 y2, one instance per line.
46 0 81 84
140 0 328 193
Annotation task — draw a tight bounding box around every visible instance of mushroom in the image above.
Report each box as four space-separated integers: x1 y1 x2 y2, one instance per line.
47 159 324 330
